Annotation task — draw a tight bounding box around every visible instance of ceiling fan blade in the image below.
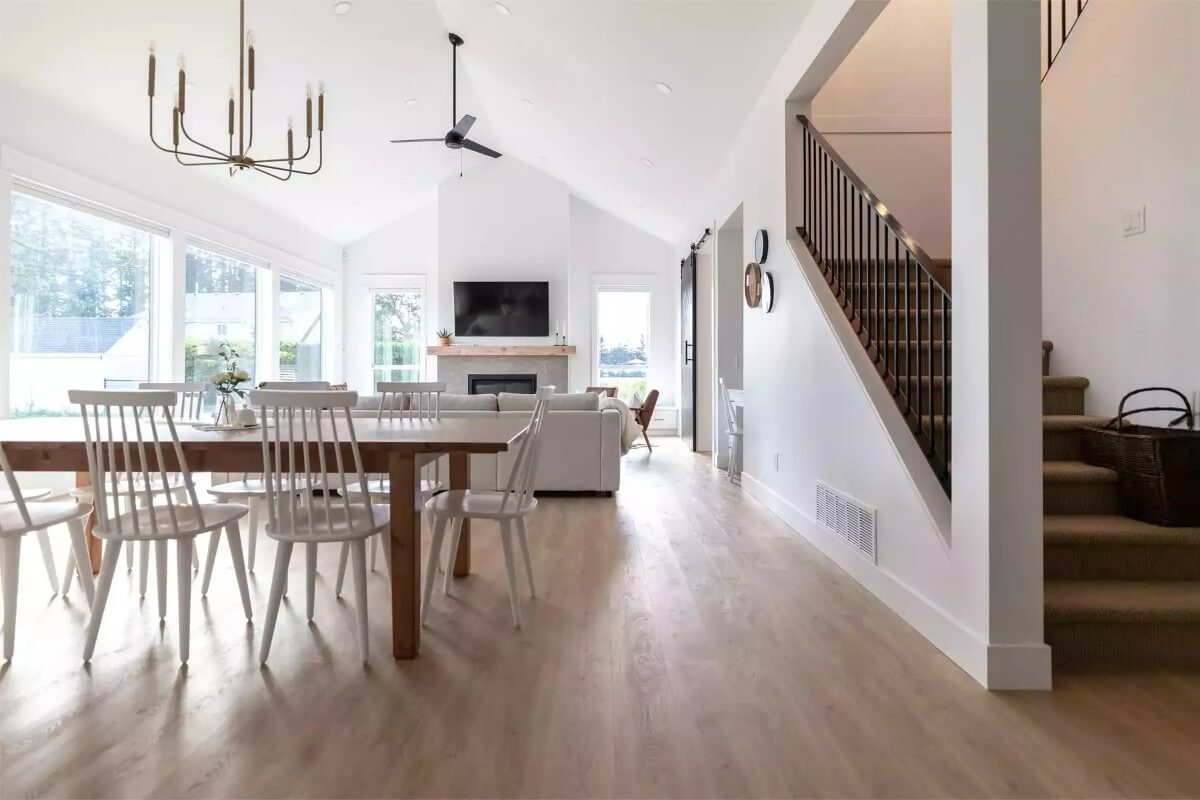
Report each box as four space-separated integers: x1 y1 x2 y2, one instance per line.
461 138 502 159
450 114 477 138
390 138 444 143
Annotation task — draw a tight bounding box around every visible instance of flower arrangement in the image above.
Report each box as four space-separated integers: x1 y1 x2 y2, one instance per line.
211 342 251 424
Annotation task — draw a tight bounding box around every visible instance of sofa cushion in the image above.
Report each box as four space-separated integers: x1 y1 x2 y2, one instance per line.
497 392 600 412
439 393 498 411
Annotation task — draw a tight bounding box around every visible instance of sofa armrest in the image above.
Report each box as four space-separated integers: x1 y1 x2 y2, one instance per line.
598 409 622 492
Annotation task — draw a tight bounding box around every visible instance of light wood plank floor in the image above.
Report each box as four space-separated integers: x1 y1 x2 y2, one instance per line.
3 439 1200 798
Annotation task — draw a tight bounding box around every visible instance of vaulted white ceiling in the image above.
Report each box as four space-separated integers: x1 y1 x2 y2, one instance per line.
1 0 812 244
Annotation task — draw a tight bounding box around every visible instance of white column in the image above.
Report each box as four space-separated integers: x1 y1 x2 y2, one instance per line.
951 0 1050 689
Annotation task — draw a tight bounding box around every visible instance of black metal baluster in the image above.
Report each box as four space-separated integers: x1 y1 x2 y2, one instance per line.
915 269 923 434
1047 0 1053 71
941 290 949 474
904 251 911 410
881 229 889 376
892 237 900 393
926 276 935 455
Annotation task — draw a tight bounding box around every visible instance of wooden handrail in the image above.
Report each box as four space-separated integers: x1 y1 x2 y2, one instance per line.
797 115 951 295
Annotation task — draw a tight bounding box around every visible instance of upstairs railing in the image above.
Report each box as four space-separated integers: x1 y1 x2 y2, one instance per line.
795 115 952 493
1043 0 1090 79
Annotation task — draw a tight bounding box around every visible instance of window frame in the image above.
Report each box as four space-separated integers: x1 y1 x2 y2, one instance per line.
591 278 653 398
369 279 428 388
277 271 326 383
181 239 263 398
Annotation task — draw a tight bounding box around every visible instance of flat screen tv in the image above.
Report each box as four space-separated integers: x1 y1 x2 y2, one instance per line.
453 281 550 337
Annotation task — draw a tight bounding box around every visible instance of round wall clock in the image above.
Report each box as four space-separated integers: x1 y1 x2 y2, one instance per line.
754 229 769 263
761 271 775 312
744 262 763 308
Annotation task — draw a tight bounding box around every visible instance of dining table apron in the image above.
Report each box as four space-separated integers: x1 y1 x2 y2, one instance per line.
0 416 530 659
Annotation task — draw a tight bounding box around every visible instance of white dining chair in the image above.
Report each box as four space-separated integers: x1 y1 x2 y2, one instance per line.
719 378 743 484
333 381 445 595
206 380 330 581
0 485 58 595
422 386 553 629
71 389 253 665
64 382 207 596
0 445 95 659
252 389 385 664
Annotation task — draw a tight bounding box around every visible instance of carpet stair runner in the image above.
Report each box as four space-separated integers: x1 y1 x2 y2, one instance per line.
1041 346 1200 670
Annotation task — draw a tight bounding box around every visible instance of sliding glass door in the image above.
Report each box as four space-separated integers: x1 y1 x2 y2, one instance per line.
371 287 425 385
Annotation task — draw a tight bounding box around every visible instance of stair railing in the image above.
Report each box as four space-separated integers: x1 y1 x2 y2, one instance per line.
1043 0 1089 80
796 115 952 492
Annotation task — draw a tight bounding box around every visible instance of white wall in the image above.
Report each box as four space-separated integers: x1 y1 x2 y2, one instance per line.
568 196 677 405
1042 0 1200 418
684 0 1047 688
341 159 676 401
811 0 951 259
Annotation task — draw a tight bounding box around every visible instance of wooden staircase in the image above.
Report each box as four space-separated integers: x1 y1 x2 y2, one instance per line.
1040 346 1200 670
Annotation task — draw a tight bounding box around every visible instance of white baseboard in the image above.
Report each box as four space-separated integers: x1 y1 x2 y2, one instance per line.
741 472 1051 691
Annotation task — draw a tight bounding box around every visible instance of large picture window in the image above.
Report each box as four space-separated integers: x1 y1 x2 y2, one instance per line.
184 244 258 409
594 286 650 402
371 287 425 385
279 276 323 381
8 191 155 416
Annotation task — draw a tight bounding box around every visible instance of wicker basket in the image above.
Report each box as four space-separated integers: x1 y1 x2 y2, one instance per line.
1081 387 1200 526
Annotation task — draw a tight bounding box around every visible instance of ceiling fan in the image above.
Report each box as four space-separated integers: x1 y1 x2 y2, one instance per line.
390 33 502 160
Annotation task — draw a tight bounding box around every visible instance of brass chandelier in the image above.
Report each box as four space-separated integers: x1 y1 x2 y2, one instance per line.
147 0 325 180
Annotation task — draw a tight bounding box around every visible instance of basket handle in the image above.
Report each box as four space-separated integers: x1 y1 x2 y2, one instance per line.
1113 387 1195 430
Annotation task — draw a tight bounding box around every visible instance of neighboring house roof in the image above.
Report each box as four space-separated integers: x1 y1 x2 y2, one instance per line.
11 317 138 354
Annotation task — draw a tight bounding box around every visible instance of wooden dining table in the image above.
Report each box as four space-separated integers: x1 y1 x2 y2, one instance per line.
0 415 530 659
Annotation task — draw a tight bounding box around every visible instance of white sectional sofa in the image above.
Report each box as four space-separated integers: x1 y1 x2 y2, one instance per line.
353 391 623 494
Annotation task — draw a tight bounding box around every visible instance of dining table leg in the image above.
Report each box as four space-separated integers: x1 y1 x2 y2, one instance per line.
75 471 101 574
389 451 420 659
449 452 471 578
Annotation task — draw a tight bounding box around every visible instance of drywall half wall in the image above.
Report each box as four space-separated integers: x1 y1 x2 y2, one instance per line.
685 0 1047 688
811 0 951 259
714 205 745 468
1042 0 1200 419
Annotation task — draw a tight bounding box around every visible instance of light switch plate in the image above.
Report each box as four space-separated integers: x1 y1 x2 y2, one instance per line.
1122 206 1146 237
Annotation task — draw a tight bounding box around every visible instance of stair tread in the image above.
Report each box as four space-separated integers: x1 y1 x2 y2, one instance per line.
1043 414 1108 431
1044 375 1090 388
1045 581 1200 622
1045 515 1200 545
1044 461 1118 483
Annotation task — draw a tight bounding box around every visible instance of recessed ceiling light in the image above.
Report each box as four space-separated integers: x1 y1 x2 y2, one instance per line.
404 97 418 107
641 158 654 168
494 2 511 15
333 1 352 15
521 98 534 109
655 82 672 95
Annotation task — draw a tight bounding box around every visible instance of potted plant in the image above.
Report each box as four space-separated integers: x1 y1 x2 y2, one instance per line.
210 342 251 425
436 328 452 346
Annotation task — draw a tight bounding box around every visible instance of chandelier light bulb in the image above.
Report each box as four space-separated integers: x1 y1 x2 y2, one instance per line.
229 84 236 100
149 41 156 55
177 54 186 70
246 30 255 47
318 80 326 95
287 115 294 130
306 83 313 99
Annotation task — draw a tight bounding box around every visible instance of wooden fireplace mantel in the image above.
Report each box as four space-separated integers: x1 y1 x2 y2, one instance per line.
427 345 577 357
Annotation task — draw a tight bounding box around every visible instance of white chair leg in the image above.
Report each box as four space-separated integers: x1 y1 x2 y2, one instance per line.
201 527 222 597
305 542 318 622
382 528 393 582
35 529 58 594
369 534 378 572
155 539 169 621
516 517 536 598
176 537 193 664
83 540 123 662
2 537 21 660
334 541 350 598
67 518 95 606
138 540 150 598
350 539 369 663
61 550 75 596
246 498 259 573
259 541 294 664
422 516 449 626
121 499 133 571
498 521 522 628
442 517 463 597
224 524 254 621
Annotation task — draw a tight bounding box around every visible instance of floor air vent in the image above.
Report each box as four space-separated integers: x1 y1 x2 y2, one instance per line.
815 482 877 563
